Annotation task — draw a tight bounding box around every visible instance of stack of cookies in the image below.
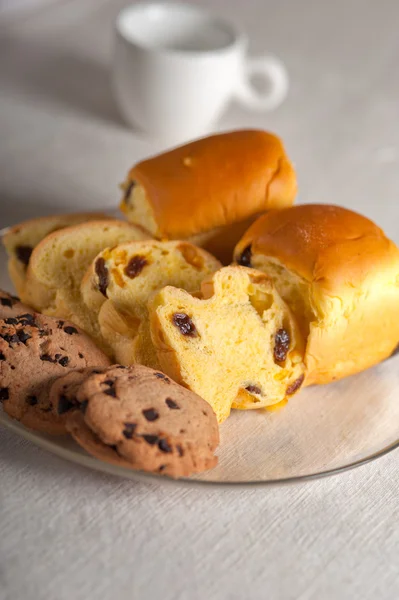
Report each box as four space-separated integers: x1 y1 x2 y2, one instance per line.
2 129 399 478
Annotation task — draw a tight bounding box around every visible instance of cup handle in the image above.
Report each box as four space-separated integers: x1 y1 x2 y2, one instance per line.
235 55 289 111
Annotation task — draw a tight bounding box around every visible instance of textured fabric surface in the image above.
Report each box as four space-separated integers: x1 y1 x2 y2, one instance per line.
1 1 399 599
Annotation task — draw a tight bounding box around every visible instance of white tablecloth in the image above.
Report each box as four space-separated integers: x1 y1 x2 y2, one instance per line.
0 1 398 599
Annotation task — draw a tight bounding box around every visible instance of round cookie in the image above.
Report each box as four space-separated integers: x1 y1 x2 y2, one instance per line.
0 289 34 320
66 364 219 478
0 314 111 434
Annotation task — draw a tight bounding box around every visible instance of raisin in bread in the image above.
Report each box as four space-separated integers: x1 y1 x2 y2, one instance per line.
3 212 107 298
22 220 149 345
120 130 297 264
149 266 305 423
81 240 221 367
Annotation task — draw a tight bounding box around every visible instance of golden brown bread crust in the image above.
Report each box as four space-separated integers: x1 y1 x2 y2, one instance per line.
234 204 399 384
123 129 297 240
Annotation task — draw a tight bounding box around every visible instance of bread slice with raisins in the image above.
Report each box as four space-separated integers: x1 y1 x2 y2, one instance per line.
3 212 108 298
23 220 149 346
81 240 221 367
149 266 305 423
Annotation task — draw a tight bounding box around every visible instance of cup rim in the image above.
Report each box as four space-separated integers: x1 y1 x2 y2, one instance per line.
115 1 246 57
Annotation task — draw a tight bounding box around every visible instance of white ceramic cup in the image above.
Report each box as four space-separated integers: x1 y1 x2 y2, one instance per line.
113 2 289 142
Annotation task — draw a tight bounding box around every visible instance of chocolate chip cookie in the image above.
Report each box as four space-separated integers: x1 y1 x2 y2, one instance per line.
66 364 219 477
0 313 111 434
0 289 34 319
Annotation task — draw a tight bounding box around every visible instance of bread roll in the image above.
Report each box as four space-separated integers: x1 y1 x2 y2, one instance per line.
149 266 305 423
120 129 297 263
234 204 399 385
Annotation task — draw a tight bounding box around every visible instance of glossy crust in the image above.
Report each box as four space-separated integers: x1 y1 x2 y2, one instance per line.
234 204 399 384
120 130 297 260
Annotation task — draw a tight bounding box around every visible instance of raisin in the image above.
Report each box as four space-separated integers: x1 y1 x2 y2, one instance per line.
143 434 158 445
143 408 159 422
237 245 252 267
0 387 9 401
172 313 198 337
124 255 148 279
58 356 70 367
158 438 172 453
123 422 136 439
16 245 33 266
64 326 78 335
26 395 38 406
165 398 179 410
0 297 13 308
95 257 108 297
286 374 305 396
124 180 136 204
155 372 170 383
274 328 290 363
57 395 74 414
245 385 262 395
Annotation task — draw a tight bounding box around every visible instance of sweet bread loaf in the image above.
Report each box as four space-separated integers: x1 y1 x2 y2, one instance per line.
234 204 399 384
81 240 221 367
120 130 297 263
149 266 305 423
22 220 149 343
3 212 107 297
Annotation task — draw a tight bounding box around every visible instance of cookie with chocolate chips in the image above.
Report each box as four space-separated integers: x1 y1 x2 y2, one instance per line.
66 364 219 478
0 289 34 319
0 314 110 434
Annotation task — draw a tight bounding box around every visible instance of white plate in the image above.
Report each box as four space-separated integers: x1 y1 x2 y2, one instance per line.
1 225 398 487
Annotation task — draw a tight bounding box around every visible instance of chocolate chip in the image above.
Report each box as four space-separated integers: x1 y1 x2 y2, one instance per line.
4 318 18 325
57 321 65 329
165 398 179 410
10 365 15 370
80 400 88 414
17 314 36 327
177 444 184 457
143 434 158 445
245 385 262 395
124 180 136 204
58 356 69 367
17 330 31 345
286 374 305 396
38 329 50 338
58 394 74 414
172 313 198 337
40 354 56 363
155 372 170 383
0 352 5 361
1 333 19 347
63 326 78 335
158 438 172 453
116 365 127 369
143 408 159 422
122 422 136 439
274 328 290 363
124 255 148 279
158 465 166 472
102 379 114 386
26 395 38 406
95 257 108 297
0 297 13 308
16 245 33 266
237 245 252 267
78 353 84 359
104 386 116 397
0 387 9 401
